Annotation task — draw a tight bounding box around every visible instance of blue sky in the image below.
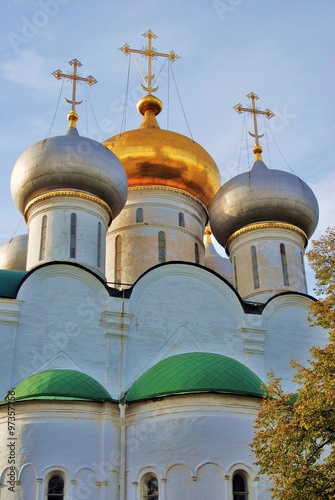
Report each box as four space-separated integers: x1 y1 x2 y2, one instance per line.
0 0 334 291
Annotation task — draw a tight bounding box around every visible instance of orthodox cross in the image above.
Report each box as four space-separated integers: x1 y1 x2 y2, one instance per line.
233 92 274 159
119 30 179 94
52 59 97 126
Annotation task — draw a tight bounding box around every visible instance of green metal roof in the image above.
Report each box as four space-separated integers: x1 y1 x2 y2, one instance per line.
0 269 27 298
4 369 113 402
123 352 264 403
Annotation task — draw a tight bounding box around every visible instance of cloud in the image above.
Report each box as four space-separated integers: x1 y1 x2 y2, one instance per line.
0 50 57 91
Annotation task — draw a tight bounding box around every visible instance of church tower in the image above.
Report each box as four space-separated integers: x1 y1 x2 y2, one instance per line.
210 92 319 302
10 59 128 278
103 31 221 286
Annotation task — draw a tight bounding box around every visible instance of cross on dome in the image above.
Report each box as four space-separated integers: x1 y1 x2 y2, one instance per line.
52 58 97 128
234 92 274 161
119 30 179 95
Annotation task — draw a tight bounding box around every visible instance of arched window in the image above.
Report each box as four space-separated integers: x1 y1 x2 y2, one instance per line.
97 222 102 268
115 235 122 284
232 472 248 500
300 251 307 290
39 215 47 261
251 245 260 289
47 474 64 499
234 256 238 290
178 212 185 227
142 474 158 500
136 207 144 223
158 231 166 263
70 213 77 258
280 243 289 286
195 242 200 264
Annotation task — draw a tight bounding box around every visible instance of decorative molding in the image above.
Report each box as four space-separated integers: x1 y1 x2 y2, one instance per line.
239 327 267 355
0 301 22 326
24 190 113 221
226 222 307 247
102 311 132 336
129 185 208 213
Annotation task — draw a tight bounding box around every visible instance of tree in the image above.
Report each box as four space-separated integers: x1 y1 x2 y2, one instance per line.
251 227 335 500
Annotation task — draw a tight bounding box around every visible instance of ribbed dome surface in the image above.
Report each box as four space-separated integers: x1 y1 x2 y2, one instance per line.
104 96 221 210
6 369 113 402
11 129 128 218
123 352 263 402
210 160 319 248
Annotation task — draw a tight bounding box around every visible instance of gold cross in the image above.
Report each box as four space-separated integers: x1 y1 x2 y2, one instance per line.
52 59 97 127
119 30 179 94
234 92 274 160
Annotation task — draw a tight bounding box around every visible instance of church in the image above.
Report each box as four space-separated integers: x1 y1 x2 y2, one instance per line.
0 31 327 500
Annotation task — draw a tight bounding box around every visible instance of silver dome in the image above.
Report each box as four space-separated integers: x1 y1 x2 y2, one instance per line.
209 160 319 248
11 128 128 218
0 234 28 270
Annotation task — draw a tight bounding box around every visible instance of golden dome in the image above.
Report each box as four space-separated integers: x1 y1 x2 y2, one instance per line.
103 95 221 209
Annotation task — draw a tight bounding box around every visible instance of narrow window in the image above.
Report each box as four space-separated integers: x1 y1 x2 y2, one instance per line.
47 475 64 499
142 474 158 500
300 251 307 290
280 243 289 286
195 242 200 264
115 235 122 284
158 231 166 263
70 213 77 258
251 245 260 289
234 256 238 290
39 215 47 261
136 207 143 223
97 222 102 268
232 472 248 500
178 212 185 227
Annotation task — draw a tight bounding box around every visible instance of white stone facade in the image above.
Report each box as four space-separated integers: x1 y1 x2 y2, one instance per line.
0 260 327 499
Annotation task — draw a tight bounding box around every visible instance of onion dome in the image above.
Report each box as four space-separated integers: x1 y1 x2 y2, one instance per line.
2 369 113 403
209 160 319 249
11 125 128 220
104 94 221 210
123 352 263 403
0 234 27 270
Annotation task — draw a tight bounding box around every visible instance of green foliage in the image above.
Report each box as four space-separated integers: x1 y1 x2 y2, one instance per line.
307 226 335 337
251 227 335 500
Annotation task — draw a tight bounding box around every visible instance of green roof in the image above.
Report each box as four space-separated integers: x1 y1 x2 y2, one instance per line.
4 369 113 402
0 269 27 298
123 352 264 402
